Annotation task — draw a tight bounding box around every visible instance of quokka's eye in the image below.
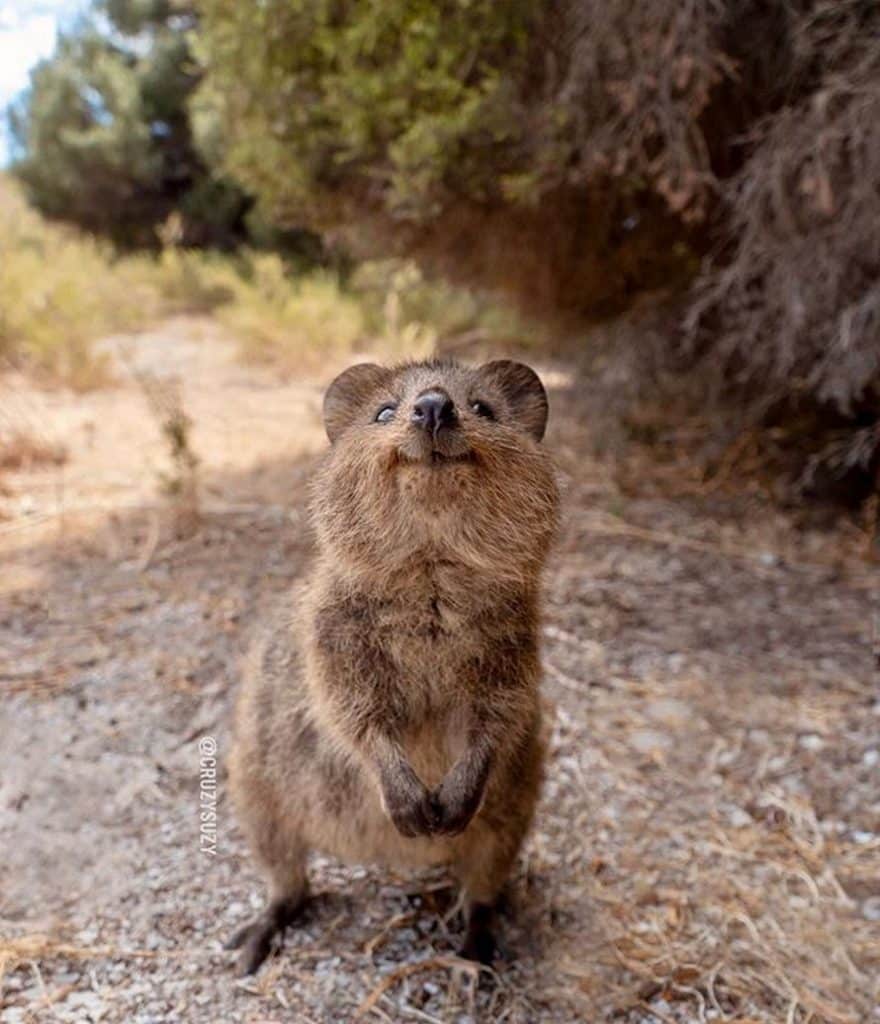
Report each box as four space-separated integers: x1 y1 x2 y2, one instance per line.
471 400 494 420
375 404 397 423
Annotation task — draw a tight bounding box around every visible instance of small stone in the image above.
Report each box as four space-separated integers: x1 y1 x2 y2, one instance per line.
862 897 880 922
726 805 753 829
629 728 672 755
643 698 691 727
799 734 824 752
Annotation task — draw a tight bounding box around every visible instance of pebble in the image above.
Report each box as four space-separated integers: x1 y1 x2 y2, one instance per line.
726 805 753 829
862 897 880 922
799 734 824 751
628 728 673 754
643 698 692 726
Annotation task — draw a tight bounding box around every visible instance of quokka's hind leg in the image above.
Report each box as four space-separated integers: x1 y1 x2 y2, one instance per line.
226 834 309 975
452 825 524 965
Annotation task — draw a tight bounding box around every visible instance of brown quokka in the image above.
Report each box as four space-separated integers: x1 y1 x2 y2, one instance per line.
227 358 559 974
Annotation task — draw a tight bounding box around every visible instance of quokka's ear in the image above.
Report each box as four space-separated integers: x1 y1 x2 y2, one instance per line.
323 363 392 443
478 360 549 441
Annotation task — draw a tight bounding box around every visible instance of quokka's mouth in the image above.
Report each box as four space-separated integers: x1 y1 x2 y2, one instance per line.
395 447 476 467
429 449 475 465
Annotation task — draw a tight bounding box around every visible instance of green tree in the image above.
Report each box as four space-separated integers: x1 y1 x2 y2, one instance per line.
195 0 880 486
9 0 250 248
191 0 536 227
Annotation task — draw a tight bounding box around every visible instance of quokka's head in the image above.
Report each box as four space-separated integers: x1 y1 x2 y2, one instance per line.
310 359 559 583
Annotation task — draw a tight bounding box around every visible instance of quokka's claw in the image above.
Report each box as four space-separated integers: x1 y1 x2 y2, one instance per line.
225 893 308 975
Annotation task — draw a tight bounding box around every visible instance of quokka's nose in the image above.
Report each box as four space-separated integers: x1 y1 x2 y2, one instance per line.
411 391 457 437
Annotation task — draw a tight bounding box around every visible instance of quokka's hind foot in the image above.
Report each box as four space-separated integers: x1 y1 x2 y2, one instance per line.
458 901 497 965
225 891 308 975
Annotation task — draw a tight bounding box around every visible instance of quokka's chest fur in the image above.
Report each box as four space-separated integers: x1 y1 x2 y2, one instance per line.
310 567 535 696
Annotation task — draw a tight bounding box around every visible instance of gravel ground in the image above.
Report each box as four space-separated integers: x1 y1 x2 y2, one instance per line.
1 320 877 1023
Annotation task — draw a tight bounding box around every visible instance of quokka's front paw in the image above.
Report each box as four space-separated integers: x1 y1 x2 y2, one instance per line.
431 747 492 836
381 765 439 838
430 774 486 836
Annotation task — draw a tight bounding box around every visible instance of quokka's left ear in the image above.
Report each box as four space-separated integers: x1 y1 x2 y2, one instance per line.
478 360 548 441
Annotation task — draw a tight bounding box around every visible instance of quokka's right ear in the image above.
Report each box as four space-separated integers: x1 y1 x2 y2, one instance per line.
323 363 392 443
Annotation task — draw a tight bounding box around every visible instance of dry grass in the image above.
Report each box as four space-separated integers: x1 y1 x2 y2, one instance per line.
0 179 151 388
0 934 173 979
0 430 66 473
0 321 874 1024
222 258 367 368
133 370 202 539
539 687 877 1022
225 256 531 370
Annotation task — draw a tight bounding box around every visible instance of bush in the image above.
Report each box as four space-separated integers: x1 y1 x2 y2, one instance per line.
220 256 366 367
686 0 880 473
350 259 534 355
139 247 240 314
9 0 251 249
193 0 536 225
0 176 531 386
0 178 151 387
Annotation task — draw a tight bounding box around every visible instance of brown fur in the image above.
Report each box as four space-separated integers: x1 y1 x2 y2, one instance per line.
227 358 559 973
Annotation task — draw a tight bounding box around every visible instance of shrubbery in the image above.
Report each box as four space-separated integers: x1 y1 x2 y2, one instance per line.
0 176 525 386
194 0 880 488
0 178 150 387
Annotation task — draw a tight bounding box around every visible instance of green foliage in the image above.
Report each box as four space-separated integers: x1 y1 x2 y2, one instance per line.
350 259 533 352
220 255 531 368
143 247 240 313
9 0 250 248
0 178 153 387
193 0 536 226
194 0 880 482
219 257 366 367
0 174 513 385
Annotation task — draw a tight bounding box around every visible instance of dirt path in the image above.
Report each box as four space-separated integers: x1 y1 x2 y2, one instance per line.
1 319 877 1023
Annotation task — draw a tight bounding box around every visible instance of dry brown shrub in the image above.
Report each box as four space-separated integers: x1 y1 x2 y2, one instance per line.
524 0 732 222
682 1 880 482
518 0 880 494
